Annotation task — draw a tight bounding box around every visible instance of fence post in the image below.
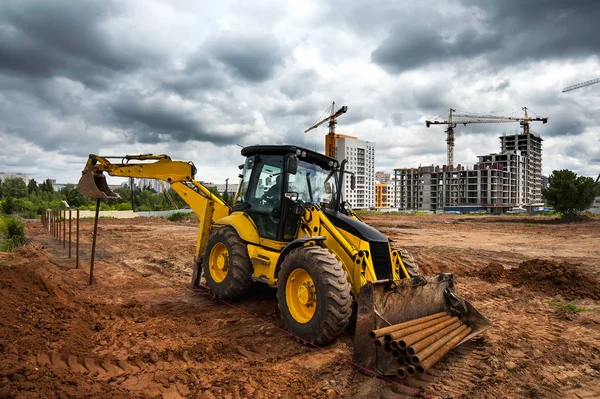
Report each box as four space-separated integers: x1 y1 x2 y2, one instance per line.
89 199 101 285
63 209 66 249
76 209 80 269
68 210 72 258
58 209 61 244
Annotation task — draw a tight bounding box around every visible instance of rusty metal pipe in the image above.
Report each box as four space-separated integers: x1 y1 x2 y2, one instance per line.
385 315 452 342
374 338 384 347
406 365 416 376
384 342 392 352
391 349 400 357
416 326 472 374
398 316 459 349
369 312 448 339
397 366 407 378
410 324 468 364
406 321 462 356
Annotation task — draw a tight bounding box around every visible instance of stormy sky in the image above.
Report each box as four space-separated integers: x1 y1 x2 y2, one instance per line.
0 0 599 185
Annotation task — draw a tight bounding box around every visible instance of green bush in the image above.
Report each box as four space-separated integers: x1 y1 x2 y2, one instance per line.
167 212 191 221
0 216 26 251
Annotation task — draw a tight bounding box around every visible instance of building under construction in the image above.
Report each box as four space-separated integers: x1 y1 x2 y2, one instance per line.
393 133 543 214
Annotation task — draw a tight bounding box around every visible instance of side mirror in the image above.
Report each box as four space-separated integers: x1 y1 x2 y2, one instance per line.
351 175 356 190
324 182 332 194
284 192 298 201
287 155 298 175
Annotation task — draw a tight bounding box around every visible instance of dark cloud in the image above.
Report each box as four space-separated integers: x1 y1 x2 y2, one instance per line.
279 70 319 98
371 0 600 73
372 24 500 73
0 0 151 88
110 93 247 145
205 32 286 83
161 58 229 96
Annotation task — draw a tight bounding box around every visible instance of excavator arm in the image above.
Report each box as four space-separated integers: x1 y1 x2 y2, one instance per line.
79 154 230 260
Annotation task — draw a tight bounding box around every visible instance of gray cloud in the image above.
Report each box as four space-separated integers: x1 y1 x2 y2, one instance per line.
110 93 245 145
205 32 286 83
0 0 152 88
371 0 600 73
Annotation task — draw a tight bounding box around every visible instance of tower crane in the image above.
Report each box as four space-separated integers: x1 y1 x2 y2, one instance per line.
562 78 600 92
426 107 548 167
305 102 348 158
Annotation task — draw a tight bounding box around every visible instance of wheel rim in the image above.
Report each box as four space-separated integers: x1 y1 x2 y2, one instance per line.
208 243 229 283
286 268 317 324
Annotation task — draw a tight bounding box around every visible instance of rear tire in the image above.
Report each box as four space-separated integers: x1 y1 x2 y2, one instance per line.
277 246 352 346
399 248 419 277
203 227 253 299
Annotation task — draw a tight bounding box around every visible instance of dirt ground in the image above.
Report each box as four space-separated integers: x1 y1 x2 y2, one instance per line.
1 214 599 398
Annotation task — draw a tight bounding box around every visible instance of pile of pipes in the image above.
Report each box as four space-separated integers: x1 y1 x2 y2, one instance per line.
369 311 472 378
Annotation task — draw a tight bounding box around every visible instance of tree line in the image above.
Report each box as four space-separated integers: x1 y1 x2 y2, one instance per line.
0 177 229 218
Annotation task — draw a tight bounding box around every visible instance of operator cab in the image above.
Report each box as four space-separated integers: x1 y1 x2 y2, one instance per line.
234 145 345 241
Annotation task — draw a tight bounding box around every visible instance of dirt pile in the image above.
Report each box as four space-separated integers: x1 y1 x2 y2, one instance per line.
509 259 600 300
476 262 506 283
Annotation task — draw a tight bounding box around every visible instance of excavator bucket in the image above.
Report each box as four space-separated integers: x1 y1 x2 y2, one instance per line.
78 166 121 199
353 273 491 376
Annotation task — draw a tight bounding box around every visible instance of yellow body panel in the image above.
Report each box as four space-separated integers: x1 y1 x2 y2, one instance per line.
214 212 260 244
247 244 280 285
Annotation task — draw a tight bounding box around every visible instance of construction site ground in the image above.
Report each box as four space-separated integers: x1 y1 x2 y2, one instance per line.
1 214 599 398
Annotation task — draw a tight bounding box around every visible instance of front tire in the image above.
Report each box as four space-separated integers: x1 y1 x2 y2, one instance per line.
203 227 253 299
277 246 352 346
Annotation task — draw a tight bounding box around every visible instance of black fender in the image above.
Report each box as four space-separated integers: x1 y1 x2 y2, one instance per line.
274 236 326 277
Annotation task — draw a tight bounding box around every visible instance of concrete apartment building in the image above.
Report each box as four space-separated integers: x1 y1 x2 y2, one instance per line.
393 133 543 214
335 135 375 209
0 172 30 185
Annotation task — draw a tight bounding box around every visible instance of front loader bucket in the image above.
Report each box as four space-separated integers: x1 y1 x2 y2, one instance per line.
353 273 490 376
78 167 121 199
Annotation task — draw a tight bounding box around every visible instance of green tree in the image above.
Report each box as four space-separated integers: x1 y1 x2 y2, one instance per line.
61 184 86 207
40 179 54 193
2 178 28 198
542 169 600 218
1 197 15 214
28 178 39 195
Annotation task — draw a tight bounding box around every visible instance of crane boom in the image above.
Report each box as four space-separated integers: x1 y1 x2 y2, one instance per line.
426 107 548 167
562 78 600 92
305 102 348 158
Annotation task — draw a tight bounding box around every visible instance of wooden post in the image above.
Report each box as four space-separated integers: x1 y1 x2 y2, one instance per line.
58 209 62 244
76 209 80 269
68 210 72 258
63 209 66 249
89 199 101 285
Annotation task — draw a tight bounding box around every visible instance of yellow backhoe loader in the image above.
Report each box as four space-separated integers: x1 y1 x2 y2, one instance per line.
79 146 489 377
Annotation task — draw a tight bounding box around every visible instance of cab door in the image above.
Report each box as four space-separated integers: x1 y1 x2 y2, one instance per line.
245 154 284 241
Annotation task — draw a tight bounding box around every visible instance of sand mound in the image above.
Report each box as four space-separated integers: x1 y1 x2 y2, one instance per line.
509 259 600 300
476 262 506 283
